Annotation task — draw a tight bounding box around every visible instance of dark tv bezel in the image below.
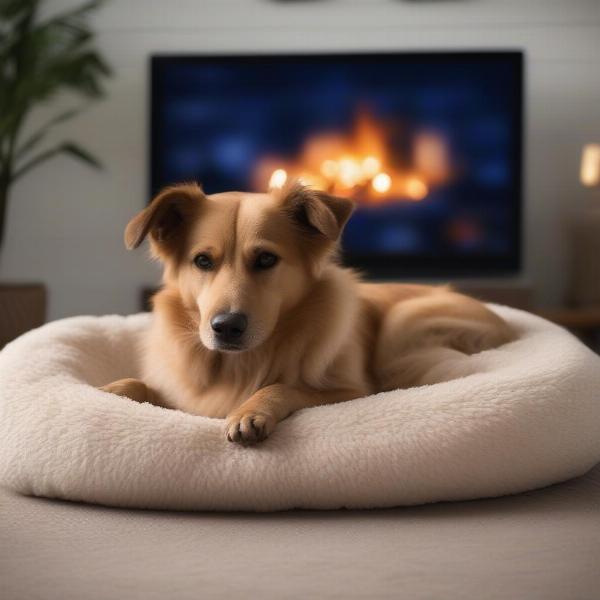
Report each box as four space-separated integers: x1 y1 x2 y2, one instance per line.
150 51 524 278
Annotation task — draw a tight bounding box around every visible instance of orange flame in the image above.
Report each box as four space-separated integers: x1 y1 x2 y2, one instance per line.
257 109 450 205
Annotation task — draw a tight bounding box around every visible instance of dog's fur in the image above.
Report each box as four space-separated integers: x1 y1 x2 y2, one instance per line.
101 182 515 444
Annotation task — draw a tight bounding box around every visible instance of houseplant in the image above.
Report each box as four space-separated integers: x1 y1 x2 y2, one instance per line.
0 0 111 347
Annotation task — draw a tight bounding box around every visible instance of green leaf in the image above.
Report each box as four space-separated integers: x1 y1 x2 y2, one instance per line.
15 107 83 160
60 141 102 169
0 0 110 177
12 140 102 181
42 0 105 29
0 0 38 21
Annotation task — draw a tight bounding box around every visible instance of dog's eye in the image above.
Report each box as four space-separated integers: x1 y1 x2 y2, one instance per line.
193 253 214 271
254 252 279 270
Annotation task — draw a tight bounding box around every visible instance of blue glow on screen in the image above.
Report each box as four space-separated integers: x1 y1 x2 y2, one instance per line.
152 54 521 265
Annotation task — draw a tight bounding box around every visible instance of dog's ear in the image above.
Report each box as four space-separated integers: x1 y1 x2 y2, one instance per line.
280 181 355 241
124 183 204 250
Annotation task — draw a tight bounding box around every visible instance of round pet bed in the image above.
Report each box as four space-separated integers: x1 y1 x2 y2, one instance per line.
0 306 599 511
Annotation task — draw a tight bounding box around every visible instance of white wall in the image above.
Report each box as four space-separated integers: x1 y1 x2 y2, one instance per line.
1 0 599 319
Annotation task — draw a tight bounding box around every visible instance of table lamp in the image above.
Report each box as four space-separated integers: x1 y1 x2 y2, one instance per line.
581 144 600 187
569 144 600 307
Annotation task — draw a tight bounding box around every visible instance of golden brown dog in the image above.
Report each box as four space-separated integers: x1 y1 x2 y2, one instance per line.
101 181 515 444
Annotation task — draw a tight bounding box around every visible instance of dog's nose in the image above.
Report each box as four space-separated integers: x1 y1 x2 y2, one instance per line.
210 312 248 343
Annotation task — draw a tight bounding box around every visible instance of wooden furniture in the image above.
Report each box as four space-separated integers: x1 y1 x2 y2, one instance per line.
0 284 46 349
536 306 600 349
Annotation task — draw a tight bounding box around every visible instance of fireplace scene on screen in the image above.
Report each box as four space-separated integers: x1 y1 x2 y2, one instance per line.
255 108 450 204
152 55 521 269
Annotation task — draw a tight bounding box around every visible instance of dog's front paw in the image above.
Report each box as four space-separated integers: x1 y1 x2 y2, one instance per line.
225 411 276 445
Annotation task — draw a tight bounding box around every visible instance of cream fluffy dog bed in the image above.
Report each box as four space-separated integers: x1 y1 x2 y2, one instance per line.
1 305 600 511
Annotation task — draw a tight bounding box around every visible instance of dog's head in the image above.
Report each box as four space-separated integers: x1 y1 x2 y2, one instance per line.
125 182 354 352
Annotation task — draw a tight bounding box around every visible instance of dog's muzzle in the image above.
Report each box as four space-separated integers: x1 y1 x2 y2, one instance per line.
210 312 248 350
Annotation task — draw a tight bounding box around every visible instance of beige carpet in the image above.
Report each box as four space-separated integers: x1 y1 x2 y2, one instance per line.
1 462 599 600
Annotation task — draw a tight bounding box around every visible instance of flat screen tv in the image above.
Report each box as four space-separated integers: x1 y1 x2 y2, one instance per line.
151 51 523 277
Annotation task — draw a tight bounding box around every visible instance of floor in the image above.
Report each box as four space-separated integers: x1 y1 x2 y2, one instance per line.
1 463 599 600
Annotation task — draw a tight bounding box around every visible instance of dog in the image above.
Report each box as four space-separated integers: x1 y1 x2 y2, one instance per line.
101 181 515 444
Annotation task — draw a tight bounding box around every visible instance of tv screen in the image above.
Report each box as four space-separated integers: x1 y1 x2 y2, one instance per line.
151 52 523 276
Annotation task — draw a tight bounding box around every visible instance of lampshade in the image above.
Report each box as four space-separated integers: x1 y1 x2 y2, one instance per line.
580 143 600 187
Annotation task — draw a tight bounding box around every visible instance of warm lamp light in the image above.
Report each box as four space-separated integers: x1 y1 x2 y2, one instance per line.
269 168 287 189
570 143 600 308
580 144 600 187
405 177 428 201
372 172 392 194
